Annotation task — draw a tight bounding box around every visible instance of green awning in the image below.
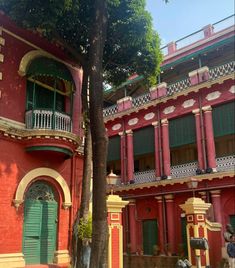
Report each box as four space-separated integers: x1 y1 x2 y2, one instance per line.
27 57 73 82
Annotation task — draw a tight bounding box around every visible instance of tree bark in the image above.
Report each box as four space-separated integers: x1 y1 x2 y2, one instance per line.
88 0 108 267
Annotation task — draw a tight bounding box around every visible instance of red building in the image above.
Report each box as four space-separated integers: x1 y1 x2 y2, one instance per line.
104 16 235 267
0 14 84 267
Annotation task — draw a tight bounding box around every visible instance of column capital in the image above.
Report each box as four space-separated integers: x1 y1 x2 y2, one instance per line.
164 194 174 201
128 199 136 205
161 118 168 125
152 121 159 127
155 196 163 202
210 190 221 197
202 105 212 112
118 131 125 136
125 129 133 135
192 108 200 115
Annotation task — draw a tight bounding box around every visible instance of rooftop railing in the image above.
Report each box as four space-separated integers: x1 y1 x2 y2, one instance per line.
103 61 235 118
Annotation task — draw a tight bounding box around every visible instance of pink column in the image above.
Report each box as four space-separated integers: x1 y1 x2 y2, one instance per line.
203 106 217 171
193 109 205 170
128 200 137 253
155 196 164 253
119 131 126 183
161 119 171 177
210 190 222 223
165 194 176 254
152 121 161 178
126 130 134 182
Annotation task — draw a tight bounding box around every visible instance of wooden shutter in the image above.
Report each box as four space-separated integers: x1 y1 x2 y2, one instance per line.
143 220 158 255
169 114 196 148
23 200 42 264
107 136 120 161
133 126 154 156
213 102 235 137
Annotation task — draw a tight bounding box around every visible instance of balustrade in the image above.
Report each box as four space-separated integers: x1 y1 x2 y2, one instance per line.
216 155 235 172
25 109 72 132
133 169 156 184
171 161 198 179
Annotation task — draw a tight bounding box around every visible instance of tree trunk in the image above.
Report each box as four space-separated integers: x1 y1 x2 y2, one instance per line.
72 69 93 268
88 0 108 267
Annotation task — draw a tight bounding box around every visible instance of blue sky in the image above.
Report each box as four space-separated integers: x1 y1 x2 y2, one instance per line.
146 0 234 47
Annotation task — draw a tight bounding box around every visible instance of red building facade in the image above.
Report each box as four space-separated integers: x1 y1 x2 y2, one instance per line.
104 17 235 267
0 14 83 267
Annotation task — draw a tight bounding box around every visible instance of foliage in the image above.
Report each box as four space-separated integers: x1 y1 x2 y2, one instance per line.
77 215 92 241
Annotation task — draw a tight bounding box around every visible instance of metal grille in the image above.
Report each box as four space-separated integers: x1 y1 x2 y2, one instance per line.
216 155 235 172
132 93 151 108
171 161 198 179
25 181 55 201
167 78 191 96
134 169 157 184
209 61 235 80
103 104 118 117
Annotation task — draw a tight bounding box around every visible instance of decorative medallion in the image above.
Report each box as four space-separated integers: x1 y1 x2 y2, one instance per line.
163 106 175 115
128 118 138 126
144 112 155 120
229 85 235 94
112 123 121 131
182 99 196 108
206 91 221 101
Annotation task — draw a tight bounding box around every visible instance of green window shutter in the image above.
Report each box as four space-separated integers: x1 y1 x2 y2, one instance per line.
143 220 158 255
213 102 235 137
107 136 120 161
26 81 34 110
169 114 196 148
35 84 54 109
133 126 154 156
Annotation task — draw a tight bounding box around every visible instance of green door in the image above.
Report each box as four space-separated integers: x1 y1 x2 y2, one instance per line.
143 220 158 255
23 182 58 265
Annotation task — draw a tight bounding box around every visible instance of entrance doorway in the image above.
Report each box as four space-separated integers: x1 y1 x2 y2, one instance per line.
23 181 58 264
143 219 158 255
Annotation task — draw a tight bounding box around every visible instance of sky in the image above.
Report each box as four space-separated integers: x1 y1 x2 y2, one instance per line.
146 0 234 47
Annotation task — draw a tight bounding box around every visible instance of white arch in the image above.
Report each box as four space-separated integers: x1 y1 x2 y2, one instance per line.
13 167 72 209
18 50 54 77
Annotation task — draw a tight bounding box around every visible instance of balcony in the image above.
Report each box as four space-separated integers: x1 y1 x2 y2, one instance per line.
125 155 235 185
25 109 72 132
103 61 235 118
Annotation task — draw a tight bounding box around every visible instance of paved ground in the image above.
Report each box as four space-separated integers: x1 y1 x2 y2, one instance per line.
25 264 69 268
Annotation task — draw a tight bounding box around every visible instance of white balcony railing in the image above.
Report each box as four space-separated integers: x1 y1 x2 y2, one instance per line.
216 155 235 172
134 169 156 184
171 161 198 179
25 109 72 132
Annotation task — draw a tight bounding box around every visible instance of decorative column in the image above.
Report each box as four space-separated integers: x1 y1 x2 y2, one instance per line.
161 119 171 178
165 194 176 253
107 195 129 268
192 109 205 171
210 190 222 224
119 132 126 183
202 106 217 171
152 121 161 178
126 130 134 182
128 200 137 254
180 197 211 267
155 196 164 253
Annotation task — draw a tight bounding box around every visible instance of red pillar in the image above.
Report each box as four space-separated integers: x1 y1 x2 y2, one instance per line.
210 190 222 223
165 194 176 254
155 196 164 253
126 130 134 182
193 109 205 170
203 106 217 171
161 119 171 177
128 200 137 254
152 121 161 178
119 131 126 183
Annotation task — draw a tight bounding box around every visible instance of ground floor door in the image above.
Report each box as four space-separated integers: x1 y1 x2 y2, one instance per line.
143 219 158 255
23 181 58 264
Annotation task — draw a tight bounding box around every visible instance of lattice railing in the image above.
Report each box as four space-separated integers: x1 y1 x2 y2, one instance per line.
25 109 72 132
209 61 235 80
132 92 151 108
171 161 198 179
216 155 235 172
167 78 191 96
134 169 156 184
103 104 118 117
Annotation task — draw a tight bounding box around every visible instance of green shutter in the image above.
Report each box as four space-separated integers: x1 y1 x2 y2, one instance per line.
230 215 235 231
107 136 120 161
143 220 158 255
27 57 73 82
169 115 196 148
213 102 235 137
23 200 42 264
181 217 188 257
26 81 34 110
133 126 154 156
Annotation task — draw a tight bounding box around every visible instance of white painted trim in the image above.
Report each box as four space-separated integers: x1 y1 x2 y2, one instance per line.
0 253 25 268
13 167 72 209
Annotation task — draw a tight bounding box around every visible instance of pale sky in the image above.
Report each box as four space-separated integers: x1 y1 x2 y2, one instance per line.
146 0 234 47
